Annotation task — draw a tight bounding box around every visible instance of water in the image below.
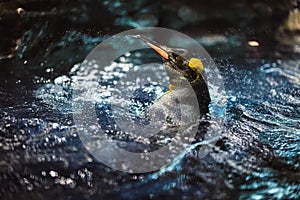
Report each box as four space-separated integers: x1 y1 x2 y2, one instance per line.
1 43 300 199
1 1 300 199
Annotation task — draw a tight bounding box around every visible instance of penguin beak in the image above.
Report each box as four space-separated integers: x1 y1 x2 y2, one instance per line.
146 42 169 60
132 35 169 60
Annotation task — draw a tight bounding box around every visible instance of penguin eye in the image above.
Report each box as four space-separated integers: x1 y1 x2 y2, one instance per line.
176 58 183 67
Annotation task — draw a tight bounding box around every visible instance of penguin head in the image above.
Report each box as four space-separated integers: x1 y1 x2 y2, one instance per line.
132 35 204 86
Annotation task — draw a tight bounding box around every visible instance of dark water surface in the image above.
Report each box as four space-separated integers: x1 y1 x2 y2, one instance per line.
0 0 299 199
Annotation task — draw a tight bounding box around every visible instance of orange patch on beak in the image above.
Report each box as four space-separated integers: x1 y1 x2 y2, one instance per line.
146 43 169 60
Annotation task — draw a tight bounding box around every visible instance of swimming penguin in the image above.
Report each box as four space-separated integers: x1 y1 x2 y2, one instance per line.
132 35 211 126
